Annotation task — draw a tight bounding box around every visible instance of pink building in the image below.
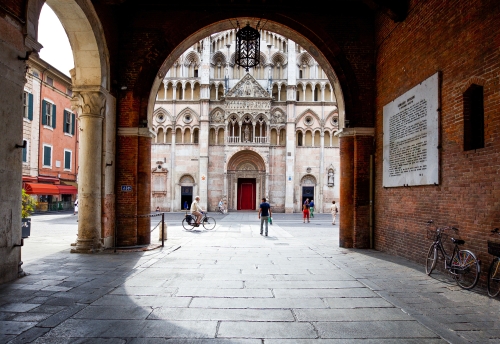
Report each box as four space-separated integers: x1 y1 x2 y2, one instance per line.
22 56 78 211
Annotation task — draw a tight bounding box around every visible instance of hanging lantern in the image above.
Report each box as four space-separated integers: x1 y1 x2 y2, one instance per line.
235 23 260 72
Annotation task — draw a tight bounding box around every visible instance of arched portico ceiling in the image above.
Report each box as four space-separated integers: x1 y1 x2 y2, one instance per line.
227 150 266 172
145 18 347 128
26 0 110 89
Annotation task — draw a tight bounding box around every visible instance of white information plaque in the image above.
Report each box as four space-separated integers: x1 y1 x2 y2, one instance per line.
383 73 439 187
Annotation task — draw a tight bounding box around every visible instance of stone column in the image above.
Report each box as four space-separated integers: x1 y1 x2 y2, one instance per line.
285 85 297 213
319 130 324 213
71 91 106 253
337 128 374 248
199 99 210 210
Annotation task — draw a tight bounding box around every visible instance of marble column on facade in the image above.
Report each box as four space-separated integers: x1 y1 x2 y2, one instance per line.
337 128 374 248
319 130 325 213
170 126 176 211
285 86 297 213
199 98 210 210
70 90 106 253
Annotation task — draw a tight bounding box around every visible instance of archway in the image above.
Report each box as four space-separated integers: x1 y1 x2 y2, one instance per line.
25 0 114 253
226 150 266 211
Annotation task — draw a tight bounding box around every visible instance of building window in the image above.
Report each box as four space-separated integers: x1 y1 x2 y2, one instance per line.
46 76 53 86
297 131 303 146
299 70 303 79
43 145 52 168
296 91 299 101
193 129 199 144
23 92 33 120
463 84 484 151
64 150 72 170
66 88 73 96
63 110 75 135
194 69 198 78
42 100 56 128
22 140 28 163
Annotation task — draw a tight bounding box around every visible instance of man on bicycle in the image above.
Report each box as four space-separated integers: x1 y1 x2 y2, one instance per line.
218 199 225 214
191 196 204 226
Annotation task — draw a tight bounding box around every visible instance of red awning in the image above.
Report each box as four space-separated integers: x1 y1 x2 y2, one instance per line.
24 183 60 195
56 185 78 194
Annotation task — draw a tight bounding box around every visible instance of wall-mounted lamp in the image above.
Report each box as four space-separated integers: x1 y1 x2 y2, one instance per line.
120 85 127 90
15 141 27 149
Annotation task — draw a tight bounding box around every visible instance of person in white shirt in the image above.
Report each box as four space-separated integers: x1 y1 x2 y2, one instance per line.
191 196 204 226
331 200 338 225
218 199 224 213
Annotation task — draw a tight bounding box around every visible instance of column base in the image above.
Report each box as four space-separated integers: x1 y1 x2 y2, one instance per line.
70 238 103 253
285 207 294 214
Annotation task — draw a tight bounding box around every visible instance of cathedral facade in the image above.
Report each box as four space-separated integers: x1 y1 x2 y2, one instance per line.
151 30 340 213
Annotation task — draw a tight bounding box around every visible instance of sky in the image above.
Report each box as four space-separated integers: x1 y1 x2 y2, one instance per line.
38 4 74 77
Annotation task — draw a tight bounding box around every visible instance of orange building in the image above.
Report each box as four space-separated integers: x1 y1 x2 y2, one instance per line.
22 56 78 211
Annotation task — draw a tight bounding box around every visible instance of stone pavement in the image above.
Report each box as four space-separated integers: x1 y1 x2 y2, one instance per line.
1 212 499 343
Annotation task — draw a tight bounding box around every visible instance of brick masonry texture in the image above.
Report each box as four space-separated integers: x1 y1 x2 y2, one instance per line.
374 0 500 283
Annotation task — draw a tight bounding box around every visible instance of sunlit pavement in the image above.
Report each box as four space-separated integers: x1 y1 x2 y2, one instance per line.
1 211 499 343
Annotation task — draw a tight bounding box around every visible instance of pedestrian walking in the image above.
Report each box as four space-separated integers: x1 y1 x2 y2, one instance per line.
309 199 315 218
331 200 338 225
258 197 272 236
303 203 310 223
73 199 78 215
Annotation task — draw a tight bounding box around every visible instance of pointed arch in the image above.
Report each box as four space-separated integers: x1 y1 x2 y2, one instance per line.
296 108 321 125
175 107 200 124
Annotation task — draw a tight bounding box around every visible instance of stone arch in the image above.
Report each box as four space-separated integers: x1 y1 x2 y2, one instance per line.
175 107 200 124
211 51 227 66
179 174 195 184
184 51 200 67
271 52 288 66
153 107 172 122
26 0 110 89
226 149 266 173
296 109 321 125
300 174 317 186
144 18 357 129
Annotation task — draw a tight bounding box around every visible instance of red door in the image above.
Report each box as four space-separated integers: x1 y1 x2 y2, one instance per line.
238 178 256 210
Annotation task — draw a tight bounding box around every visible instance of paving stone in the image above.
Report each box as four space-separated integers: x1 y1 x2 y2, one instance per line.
138 320 217 338
0 303 40 312
148 307 294 321
37 304 86 328
176 288 273 298
0 320 37 335
217 321 317 338
6 326 50 344
294 308 411 321
110 287 177 296
323 298 394 308
91 295 192 308
273 288 378 298
129 339 260 344
74 305 153 320
244 280 364 289
314 320 439 339
189 297 328 309
8 312 52 322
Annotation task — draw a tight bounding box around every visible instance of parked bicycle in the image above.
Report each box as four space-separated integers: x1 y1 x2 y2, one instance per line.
487 228 500 297
182 211 216 230
425 220 480 290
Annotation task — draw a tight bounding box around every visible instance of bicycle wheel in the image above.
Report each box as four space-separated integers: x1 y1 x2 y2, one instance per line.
202 216 216 230
425 244 437 275
182 218 194 230
487 258 500 297
454 250 480 290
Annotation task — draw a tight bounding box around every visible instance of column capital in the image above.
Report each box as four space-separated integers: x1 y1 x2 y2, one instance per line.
71 90 106 118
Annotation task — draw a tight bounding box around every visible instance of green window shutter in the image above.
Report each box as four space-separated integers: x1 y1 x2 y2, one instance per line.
64 151 71 169
71 113 76 135
43 146 51 166
63 111 68 133
42 100 47 125
28 93 33 120
52 104 57 128
22 142 27 162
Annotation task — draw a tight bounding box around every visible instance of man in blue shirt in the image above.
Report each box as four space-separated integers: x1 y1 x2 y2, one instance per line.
258 197 272 236
309 199 315 218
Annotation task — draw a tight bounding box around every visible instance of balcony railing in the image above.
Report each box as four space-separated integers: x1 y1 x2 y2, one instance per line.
227 136 269 144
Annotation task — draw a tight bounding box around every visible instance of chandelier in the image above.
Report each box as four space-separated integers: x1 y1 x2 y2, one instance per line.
235 23 260 72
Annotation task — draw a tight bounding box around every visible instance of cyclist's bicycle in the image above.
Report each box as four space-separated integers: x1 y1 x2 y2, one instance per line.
487 228 500 297
425 220 480 290
182 212 216 230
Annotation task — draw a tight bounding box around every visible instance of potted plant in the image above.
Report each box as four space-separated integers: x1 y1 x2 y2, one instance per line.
22 189 37 238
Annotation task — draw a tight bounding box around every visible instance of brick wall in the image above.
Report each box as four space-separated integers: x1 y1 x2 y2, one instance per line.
374 0 500 280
